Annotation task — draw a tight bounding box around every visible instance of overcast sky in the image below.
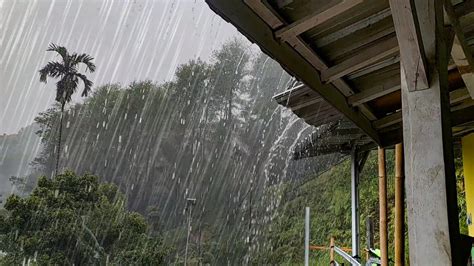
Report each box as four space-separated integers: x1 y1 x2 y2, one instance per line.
0 0 242 134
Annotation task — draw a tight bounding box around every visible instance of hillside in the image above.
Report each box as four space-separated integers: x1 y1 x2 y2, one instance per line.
251 151 467 265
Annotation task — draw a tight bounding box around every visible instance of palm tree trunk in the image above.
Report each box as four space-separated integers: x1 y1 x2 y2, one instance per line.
55 103 65 176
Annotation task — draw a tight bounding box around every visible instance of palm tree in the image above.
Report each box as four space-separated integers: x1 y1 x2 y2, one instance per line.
39 43 96 176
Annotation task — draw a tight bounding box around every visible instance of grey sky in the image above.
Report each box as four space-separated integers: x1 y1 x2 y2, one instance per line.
0 0 241 134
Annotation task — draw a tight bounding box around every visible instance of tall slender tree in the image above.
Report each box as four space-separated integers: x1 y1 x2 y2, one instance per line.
39 43 96 176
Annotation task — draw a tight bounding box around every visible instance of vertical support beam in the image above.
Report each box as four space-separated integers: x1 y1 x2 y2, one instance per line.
394 143 405 266
378 147 388 266
351 149 360 259
365 217 374 262
366 217 374 250
305 207 310 266
330 236 335 266
389 0 429 91
401 1 461 265
462 133 474 236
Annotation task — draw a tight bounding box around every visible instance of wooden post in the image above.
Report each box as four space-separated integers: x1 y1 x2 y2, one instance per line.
394 143 405 265
378 147 388 266
351 149 360 259
330 237 335 266
366 217 374 261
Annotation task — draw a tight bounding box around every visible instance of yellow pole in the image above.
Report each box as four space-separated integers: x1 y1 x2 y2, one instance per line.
462 133 474 236
394 143 405 265
378 147 388 266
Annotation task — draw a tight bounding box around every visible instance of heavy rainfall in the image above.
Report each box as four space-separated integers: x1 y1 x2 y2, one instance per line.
0 0 458 265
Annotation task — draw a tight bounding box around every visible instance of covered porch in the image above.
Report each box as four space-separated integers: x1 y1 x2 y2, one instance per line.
206 0 474 264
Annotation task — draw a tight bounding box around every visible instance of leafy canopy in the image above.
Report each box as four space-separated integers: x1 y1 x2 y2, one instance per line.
0 171 169 265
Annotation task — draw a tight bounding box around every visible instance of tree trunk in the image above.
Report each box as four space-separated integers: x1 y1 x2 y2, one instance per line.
55 103 65 177
227 87 233 123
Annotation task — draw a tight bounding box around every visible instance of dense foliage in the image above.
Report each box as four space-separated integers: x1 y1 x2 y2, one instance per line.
2 38 470 264
0 171 169 265
252 152 468 264
30 39 333 263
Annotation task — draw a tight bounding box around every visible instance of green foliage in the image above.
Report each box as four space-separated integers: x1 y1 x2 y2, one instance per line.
253 150 467 265
0 171 169 265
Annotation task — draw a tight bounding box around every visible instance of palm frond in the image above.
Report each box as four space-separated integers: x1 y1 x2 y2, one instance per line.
39 62 65 83
71 53 96 72
75 72 94 97
47 43 69 62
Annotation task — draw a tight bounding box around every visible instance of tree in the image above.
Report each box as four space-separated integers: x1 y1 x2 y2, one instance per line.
0 171 170 265
39 44 96 175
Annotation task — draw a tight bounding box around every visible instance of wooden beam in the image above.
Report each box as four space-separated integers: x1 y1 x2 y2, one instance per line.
206 0 381 143
454 0 474 18
371 87 470 129
273 83 313 103
451 99 474 112
389 0 429 91
294 143 354 159
290 97 324 111
347 54 400 80
286 36 329 72
452 105 474 126
315 7 392 47
373 111 402 129
321 37 399 83
348 75 400 106
329 26 396 59
243 0 283 28
450 87 471 104
445 0 474 99
275 0 363 41
243 0 378 121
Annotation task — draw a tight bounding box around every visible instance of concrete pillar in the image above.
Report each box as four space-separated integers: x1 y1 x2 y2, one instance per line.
401 1 460 265
351 149 360 260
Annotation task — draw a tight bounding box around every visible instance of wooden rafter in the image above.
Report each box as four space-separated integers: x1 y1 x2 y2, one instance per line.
373 111 402 129
244 0 378 120
207 0 381 142
454 0 474 18
348 75 401 106
372 87 472 129
273 83 313 103
315 8 392 47
290 97 324 111
450 87 471 104
389 0 429 91
445 0 474 99
321 37 399 83
275 0 364 41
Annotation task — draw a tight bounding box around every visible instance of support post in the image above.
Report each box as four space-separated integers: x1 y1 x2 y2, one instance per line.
305 207 310 266
400 1 460 265
351 149 360 259
394 143 405 265
330 236 335 266
366 217 374 262
378 147 388 266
